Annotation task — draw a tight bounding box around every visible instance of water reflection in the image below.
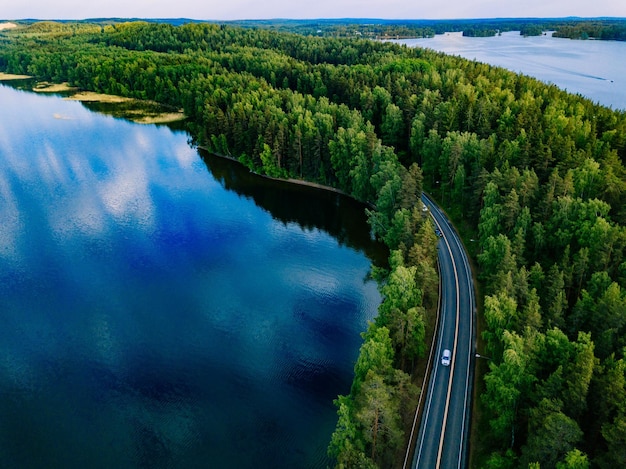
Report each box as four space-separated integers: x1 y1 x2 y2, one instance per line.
200 149 388 267
0 84 382 469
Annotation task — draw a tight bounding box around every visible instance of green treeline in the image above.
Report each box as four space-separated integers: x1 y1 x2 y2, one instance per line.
552 21 626 41
2 21 626 468
519 25 545 37
10 17 626 41
226 18 626 41
463 28 499 38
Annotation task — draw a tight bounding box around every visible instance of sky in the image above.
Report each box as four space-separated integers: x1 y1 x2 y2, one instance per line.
2 0 626 21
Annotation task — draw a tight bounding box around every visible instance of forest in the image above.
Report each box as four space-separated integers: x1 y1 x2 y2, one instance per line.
552 21 626 41
10 17 626 40
1 20 626 468
215 18 626 41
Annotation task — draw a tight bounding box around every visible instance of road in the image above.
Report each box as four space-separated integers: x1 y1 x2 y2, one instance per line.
410 194 476 469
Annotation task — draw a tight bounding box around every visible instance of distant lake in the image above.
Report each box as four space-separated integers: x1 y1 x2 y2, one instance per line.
393 31 626 111
0 84 385 468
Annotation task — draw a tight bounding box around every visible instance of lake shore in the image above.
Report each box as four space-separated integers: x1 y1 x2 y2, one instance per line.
65 90 134 103
2 77 186 123
27 82 187 124
65 91 186 124
0 82 379 469
198 146 362 200
0 72 32 80
393 31 626 110
34 82 79 93
67 92 185 124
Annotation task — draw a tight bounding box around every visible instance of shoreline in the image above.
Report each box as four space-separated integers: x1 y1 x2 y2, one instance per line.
0 72 32 80
65 90 134 103
34 82 79 93
198 145 361 200
27 82 186 124
1 74 347 190
0 78 185 123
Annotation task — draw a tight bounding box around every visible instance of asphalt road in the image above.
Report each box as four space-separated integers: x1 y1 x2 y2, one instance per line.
411 194 476 469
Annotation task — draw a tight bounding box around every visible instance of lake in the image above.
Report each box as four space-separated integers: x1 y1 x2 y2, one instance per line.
0 84 385 468
393 31 626 111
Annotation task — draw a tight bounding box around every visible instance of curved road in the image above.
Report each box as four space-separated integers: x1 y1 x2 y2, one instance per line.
411 194 476 469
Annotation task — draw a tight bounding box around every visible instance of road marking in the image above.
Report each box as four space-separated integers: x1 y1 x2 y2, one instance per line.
451 229 475 468
412 196 474 469
413 255 445 467
413 198 449 469
431 213 461 469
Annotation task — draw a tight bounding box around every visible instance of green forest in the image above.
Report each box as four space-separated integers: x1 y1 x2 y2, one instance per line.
232 17 626 40
1 20 626 468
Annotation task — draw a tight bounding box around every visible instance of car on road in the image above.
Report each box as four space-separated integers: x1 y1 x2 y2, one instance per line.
441 349 451 366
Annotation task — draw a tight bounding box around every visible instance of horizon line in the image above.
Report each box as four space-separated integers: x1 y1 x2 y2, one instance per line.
4 15 626 23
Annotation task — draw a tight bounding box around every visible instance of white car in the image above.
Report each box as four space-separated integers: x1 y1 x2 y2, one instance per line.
441 349 451 366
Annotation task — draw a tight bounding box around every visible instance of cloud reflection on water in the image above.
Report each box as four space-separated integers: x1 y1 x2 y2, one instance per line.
0 84 381 468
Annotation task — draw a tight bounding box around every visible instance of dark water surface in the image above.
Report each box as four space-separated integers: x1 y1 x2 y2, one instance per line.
0 85 385 468
395 31 626 110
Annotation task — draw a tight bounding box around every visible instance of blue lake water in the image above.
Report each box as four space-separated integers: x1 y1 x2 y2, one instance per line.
394 31 626 110
0 84 385 468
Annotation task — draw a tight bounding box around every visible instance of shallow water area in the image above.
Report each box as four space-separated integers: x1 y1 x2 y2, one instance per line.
0 84 384 468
